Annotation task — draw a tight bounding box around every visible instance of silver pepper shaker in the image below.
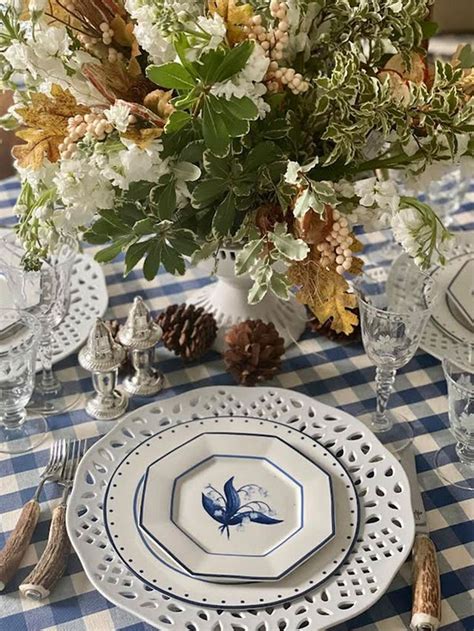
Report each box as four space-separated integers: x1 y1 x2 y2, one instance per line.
117 296 164 396
79 318 128 420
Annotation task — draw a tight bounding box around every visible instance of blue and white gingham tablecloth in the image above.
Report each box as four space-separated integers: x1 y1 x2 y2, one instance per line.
0 176 473 631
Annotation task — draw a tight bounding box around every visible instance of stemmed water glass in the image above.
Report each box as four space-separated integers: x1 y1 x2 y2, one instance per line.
0 233 80 415
0 308 47 453
435 358 474 491
355 262 438 452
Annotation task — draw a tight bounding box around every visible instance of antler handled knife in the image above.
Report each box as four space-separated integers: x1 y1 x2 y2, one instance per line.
399 448 441 631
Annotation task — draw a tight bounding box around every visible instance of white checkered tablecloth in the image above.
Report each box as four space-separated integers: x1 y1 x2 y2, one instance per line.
0 176 473 631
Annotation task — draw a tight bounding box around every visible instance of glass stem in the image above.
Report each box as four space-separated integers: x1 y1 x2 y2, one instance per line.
0 410 27 429
455 443 474 468
38 326 61 395
373 366 397 432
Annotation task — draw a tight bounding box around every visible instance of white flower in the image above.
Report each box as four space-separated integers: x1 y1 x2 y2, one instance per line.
240 44 270 84
391 206 423 257
104 102 132 133
197 14 226 51
334 179 354 198
3 42 31 71
34 24 71 57
354 177 400 212
54 158 115 226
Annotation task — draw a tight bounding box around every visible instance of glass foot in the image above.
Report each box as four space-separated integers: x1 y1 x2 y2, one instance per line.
0 413 48 454
434 444 474 491
370 411 414 453
28 383 82 416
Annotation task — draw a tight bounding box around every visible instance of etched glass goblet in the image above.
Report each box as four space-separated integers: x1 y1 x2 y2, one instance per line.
435 359 474 491
0 233 80 414
356 264 437 452
0 308 47 453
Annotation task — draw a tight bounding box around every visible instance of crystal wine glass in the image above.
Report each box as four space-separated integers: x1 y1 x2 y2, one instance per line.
0 233 80 415
355 263 438 452
0 308 47 453
435 358 474 491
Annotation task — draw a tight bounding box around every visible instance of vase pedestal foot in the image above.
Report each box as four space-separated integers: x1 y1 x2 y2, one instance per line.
186 281 307 354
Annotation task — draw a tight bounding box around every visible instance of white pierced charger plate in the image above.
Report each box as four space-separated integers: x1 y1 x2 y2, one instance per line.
0 243 108 371
116 423 341 585
389 231 474 368
67 387 415 631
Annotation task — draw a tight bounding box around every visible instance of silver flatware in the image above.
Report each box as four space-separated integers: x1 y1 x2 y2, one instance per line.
399 448 441 631
0 439 68 591
19 438 87 600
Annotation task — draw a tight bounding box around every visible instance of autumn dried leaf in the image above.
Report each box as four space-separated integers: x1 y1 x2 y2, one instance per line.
110 15 140 60
12 85 89 169
122 127 163 148
208 0 253 45
288 258 358 335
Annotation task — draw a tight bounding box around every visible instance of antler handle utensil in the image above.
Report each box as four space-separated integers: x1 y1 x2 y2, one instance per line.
410 534 441 631
19 503 70 600
0 500 40 591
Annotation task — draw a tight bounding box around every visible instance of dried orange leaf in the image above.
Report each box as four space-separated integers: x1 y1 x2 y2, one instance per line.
289 259 358 335
208 0 253 45
110 15 140 59
122 127 163 148
12 85 89 169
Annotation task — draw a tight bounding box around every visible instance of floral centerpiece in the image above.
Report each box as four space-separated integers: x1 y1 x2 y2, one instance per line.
0 0 472 336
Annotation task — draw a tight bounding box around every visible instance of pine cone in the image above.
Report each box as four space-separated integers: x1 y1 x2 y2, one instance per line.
224 319 285 386
307 308 361 342
156 303 217 361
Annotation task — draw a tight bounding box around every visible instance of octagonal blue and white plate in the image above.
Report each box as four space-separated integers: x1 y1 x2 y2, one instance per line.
137 431 335 582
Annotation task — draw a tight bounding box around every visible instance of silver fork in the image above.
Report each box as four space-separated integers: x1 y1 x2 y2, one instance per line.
20 438 87 600
0 439 69 591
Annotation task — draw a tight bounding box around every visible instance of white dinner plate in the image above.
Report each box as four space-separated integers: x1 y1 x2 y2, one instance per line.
138 431 335 582
103 415 359 608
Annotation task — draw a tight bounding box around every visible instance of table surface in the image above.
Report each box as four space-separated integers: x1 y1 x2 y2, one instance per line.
0 176 473 631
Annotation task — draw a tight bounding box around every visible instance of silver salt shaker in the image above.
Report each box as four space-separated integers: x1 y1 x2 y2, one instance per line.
117 296 164 396
79 318 128 420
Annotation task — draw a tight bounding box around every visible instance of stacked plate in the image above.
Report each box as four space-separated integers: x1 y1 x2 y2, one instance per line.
68 387 415 629
105 416 358 599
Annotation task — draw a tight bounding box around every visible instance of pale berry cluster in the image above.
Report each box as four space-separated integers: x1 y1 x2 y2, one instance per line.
99 22 114 46
59 112 114 159
108 47 124 63
316 210 354 275
245 1 309 95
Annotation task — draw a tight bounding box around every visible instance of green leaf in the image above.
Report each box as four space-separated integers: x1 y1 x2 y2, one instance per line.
215 41 254 82
143 240 162 280
150 180 177 220
173 32 199 79
270 272 290 300
146 62 195 90
124 239 150 275
203 151 231 178
82 230 109 245
165 110 192 134
224 95 259 121
95 237 131 263
212 191 236 236
421 20 439 40
161 243 186 275
458 44 474 69
269 223 309 260
202 97 230 156
196 48 226 83
180 140 205 163
218 100 250 137
168 230 199 256
245 141 280 171
192 178 228 207
133 217 155 235
248 265 272 304
262 117 289 139
235 238 264 276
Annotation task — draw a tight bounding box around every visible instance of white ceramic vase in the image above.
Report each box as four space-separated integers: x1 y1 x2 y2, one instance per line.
186 247 307 353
